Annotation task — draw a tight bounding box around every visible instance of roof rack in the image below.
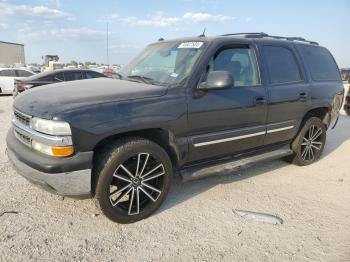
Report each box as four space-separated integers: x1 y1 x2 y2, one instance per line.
220 32 319 45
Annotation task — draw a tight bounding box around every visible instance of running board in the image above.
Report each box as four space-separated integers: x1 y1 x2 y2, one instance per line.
180 145 293 182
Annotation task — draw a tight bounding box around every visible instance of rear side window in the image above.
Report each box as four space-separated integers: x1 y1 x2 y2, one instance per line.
0 69 15 77
85 71 103 79
64 72 83 81
264 46 302 84
299 46 340 81
15 70 33 77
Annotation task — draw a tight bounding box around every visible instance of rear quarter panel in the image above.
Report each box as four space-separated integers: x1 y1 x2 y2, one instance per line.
295 44 344 126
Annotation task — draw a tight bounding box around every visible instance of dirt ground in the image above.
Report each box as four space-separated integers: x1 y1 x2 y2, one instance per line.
0 87 349 261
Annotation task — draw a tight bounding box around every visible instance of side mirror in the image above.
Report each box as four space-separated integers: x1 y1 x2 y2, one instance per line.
198 70 234 90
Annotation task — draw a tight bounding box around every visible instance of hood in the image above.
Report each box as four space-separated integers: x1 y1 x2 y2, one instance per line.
14 78 168 119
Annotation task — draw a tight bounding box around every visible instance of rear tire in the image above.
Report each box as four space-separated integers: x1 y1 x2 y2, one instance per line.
93 137 173 224
286 117 326 166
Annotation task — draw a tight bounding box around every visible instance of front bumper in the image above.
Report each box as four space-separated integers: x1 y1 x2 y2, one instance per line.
6 128 93 198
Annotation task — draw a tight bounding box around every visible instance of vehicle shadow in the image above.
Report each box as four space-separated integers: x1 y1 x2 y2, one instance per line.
159 159 288 214
158 115 350 214
321 114 350 157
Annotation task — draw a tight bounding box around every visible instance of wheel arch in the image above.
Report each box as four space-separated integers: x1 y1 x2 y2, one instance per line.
301 106 331 128
92 128 182 169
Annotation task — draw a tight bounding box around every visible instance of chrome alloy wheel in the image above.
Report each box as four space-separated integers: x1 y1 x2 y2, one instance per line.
300 125 323 161
109 153 165 216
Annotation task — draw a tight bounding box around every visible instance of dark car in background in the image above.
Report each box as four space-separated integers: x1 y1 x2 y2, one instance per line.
344 89 350 115
341 68 350 82
13 69 106 97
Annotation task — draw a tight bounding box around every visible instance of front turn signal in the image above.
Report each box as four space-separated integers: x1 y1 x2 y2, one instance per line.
51 146 74 157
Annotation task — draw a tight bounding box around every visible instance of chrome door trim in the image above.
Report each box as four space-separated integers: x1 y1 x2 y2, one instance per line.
194 131 266 147
266 125 294 134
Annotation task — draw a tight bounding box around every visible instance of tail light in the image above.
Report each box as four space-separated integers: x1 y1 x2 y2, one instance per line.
16 82 33 91
346 97 350 105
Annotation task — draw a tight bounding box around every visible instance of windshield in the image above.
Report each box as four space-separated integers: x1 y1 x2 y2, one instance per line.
119 41 206 86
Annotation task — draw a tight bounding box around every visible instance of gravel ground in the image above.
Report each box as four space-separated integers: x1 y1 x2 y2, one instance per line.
0 89 350 261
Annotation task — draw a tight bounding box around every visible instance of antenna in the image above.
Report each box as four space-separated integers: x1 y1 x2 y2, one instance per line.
198 28 206 37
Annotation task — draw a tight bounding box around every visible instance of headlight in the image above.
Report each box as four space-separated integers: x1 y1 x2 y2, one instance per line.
32 140 74 157
30 117 71 135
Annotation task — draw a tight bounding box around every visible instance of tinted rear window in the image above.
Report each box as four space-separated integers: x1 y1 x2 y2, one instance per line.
299 46 340 81
85 71 103 79
16 70 33 77
64 72 83 81
264 46 302 84
0 69 15 77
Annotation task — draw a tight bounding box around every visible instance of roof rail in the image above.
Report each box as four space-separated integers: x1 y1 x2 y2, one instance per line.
220 33 319 45
221 32 269 37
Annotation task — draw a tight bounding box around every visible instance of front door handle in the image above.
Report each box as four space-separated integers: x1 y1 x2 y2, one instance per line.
299 92 308 102
255 96 266 105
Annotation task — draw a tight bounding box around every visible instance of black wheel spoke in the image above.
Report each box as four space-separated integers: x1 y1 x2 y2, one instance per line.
111 187 133 207
140 164 164 178
138 153 149 177
142 171 165 182
113 173 132 183
128 188 135 215
110 183 131 198
311 128 322 140
119 164 135 179
301 146 308 160
139 187 157 202
309 146 314 161
141 182 161 194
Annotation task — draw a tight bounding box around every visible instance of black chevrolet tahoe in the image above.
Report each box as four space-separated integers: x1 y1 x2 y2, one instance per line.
6 33 344 223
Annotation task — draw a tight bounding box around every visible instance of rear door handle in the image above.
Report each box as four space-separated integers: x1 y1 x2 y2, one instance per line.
299 92 308 102
255 96 266 105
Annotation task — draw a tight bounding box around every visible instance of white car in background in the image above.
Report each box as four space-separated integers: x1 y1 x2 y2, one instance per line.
0 68 34 94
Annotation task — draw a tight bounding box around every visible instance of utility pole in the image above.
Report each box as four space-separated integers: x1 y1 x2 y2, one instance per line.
106 22 109 68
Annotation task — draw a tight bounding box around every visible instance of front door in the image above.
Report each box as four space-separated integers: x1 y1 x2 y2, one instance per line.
187 44 268 163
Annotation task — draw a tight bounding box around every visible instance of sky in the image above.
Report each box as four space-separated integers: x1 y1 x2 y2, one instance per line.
0 0 349 67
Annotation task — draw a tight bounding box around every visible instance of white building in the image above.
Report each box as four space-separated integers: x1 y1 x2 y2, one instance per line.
0 41 25 66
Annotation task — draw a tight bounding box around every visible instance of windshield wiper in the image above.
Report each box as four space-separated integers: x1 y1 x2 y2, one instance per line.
126 75 154 85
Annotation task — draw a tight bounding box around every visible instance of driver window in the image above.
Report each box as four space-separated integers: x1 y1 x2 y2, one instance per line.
207 46 260 86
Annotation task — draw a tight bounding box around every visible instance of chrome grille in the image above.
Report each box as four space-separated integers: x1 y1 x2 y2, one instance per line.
14 129 32 146
14 110 31 127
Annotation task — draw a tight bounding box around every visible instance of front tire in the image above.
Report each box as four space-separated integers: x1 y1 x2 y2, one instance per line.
287 117 326 166
93 138 173 223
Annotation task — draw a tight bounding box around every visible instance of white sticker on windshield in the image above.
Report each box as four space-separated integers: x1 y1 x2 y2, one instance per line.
170 72 178 78
178 42 203 49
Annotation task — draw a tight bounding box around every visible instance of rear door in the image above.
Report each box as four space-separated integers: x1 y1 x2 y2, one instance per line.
84 71 104 79
0 69 16 93
261 44 309 145
187 43 268 162
64 71 83 82
15 69 34 78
